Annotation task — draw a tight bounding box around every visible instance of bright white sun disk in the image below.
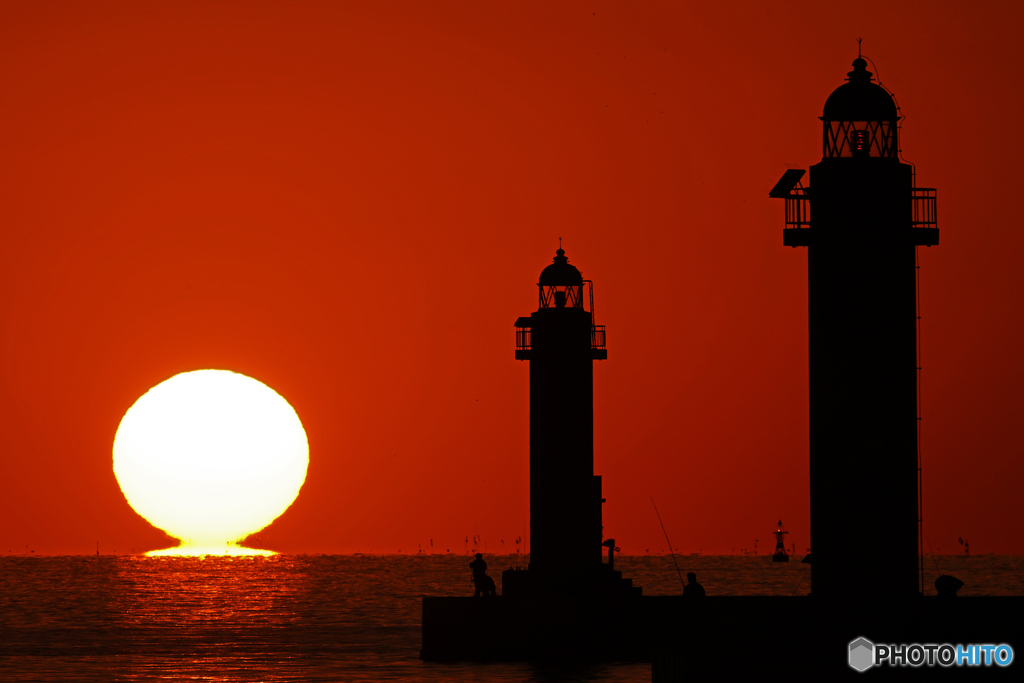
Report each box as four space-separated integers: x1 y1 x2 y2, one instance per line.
113 370 308 555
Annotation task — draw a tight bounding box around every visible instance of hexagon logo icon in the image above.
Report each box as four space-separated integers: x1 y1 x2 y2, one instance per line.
849 637 875 672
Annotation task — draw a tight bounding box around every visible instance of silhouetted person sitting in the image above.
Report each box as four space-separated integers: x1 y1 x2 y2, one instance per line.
470 553 495 597
683 572 705 598
935 574 964 598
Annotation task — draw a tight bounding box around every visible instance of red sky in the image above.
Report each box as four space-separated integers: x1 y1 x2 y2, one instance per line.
2 1 1022 556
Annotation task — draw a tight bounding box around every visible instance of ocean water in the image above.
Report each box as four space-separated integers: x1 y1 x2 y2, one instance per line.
1 553 1020 682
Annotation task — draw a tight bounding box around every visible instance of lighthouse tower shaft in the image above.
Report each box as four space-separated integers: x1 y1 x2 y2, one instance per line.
528 306 602 572
773 58 938 602
809 159 919 601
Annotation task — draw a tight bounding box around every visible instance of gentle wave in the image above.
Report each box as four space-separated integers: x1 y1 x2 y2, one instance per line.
0 554 1019 681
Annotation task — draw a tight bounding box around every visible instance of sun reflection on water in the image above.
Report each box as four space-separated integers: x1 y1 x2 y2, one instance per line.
146 544 275 557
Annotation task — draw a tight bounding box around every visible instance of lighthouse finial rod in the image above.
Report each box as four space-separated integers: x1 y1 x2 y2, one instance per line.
857 37 862 58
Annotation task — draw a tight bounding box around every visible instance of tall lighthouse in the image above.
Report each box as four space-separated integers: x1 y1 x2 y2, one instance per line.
512 248 609 592
771 58 939 601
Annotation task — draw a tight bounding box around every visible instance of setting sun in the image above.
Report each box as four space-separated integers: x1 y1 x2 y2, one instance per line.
113 370 309 555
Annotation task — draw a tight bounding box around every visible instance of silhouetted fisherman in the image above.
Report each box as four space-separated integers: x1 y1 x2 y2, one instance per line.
470 553 495 597
935 574 964 598
683 572 705 598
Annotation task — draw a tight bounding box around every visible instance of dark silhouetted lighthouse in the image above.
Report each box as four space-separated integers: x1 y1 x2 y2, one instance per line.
511 248 609 592
771 58 938 602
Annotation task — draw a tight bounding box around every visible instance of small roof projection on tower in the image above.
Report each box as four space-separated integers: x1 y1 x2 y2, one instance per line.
769 169 806 198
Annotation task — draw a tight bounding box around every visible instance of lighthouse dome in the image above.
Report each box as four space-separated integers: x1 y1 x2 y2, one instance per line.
539 248 583 286
822 58 898 122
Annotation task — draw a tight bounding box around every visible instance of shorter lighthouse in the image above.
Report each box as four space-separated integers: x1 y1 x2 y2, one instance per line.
504 248 636 597
421 247 644 663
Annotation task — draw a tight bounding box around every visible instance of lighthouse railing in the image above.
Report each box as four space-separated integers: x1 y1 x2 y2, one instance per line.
516 327 531 351
785 187 811 228
911 188 937 227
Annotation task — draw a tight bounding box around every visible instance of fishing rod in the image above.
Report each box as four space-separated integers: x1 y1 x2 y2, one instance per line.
650 497 686 590
790 572 807 596
924 533 942 574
